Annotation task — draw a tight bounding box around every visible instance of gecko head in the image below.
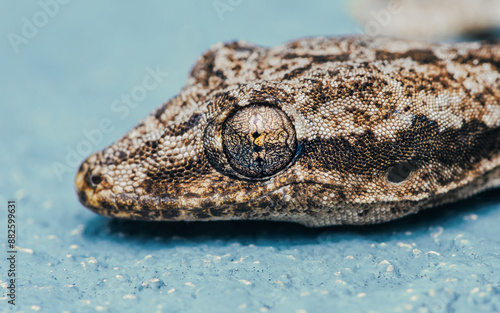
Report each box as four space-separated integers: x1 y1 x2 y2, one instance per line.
75 85 306 222
75 52 500 226
75 78 499 226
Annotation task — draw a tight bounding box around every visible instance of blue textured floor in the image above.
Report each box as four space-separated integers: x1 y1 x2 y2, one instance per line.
1 1 499 312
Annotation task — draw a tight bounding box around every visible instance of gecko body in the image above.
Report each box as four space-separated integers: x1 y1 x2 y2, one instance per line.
75 37 500 226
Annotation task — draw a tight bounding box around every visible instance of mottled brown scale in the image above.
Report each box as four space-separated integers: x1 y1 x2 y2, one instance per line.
75 36 500 226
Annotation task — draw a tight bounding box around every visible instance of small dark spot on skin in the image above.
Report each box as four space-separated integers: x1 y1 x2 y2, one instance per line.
253 145 263 152
145 141 158 149
182 113 204 132
337 190 346 200
215 69 226 80
154 105 167 120
160 208 181 219
122 201 136 212
183 192 199 198
233 45 255 53
78 190 87 204
376 49 440 64
99 200 114 211
283 53 299 60
208 207 226 217
312 54 350 63
163 113 204 136
194 210 211 219
233 203 252 214
361 82 373 90
283 65 312 80
117 151 127 160
358 209 370 217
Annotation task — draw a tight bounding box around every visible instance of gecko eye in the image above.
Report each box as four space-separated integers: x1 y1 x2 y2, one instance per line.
387 161 414 183
221 104 297 178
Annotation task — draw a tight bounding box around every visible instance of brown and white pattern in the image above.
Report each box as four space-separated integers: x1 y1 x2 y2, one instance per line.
75 36 500 226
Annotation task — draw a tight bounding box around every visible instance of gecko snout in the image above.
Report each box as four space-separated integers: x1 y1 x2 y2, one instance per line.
74 155 116 216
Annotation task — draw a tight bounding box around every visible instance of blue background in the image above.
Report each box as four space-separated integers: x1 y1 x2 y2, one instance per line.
1 1 499 312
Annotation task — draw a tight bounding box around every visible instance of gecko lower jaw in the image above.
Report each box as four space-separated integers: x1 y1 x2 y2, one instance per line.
74 155 287 221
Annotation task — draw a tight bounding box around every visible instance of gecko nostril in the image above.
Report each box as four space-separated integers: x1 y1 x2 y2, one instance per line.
89 174 102 186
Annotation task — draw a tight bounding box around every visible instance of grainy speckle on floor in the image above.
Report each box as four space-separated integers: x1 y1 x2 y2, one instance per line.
1 1 499 312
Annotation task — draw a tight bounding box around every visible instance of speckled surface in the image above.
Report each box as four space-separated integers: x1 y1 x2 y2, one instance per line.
1 1 499 313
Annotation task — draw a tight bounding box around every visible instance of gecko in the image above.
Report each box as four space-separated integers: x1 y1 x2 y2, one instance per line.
75 36 500 227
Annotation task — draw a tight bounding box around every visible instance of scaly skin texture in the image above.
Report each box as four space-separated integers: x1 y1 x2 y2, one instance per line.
75 36 500 227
